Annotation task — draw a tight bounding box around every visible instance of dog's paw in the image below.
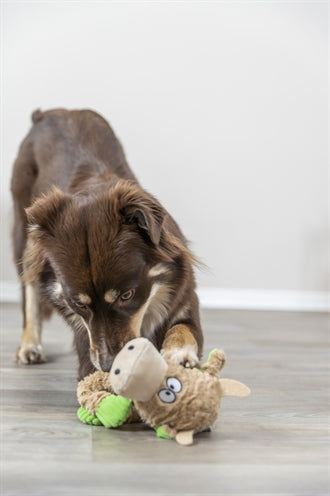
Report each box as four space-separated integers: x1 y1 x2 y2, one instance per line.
15 344 46 364
161 344 199 368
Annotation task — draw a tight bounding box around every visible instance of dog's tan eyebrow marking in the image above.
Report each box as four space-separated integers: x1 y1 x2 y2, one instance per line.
78 293 92 305
148 263 170 278
104 289 119 303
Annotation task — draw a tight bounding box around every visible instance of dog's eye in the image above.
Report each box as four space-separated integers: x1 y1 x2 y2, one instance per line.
74 302 88 311
76 302 87 309
120 289 135 301
72 294 91 311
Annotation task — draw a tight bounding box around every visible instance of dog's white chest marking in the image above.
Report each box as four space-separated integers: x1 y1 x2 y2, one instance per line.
140 283 172 338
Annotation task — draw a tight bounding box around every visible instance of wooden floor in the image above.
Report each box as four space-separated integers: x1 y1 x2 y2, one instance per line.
1 303 328 496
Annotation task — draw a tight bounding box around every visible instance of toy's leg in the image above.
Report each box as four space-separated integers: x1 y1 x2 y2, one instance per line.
77 371 115 414
161 324 199 368
77 407 103 426
95 395 133 428
77 371 137 428
77 401 140 428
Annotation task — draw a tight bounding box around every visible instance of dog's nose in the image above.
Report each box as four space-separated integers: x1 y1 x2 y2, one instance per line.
99 357 114 372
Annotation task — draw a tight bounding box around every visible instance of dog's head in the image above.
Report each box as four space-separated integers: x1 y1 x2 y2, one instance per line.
25 180 193 372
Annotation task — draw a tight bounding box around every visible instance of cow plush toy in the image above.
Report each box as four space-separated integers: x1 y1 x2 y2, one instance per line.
77 338 250 446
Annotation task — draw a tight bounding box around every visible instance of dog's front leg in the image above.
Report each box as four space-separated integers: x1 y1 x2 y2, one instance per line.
161 324 200 368
15 281 45 364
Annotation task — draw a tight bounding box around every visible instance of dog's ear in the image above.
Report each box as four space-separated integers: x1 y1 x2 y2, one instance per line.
116 184 165 245
123 201 165 245
25 188 71 236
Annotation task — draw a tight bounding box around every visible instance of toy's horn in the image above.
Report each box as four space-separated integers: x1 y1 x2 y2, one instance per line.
219 379 251 397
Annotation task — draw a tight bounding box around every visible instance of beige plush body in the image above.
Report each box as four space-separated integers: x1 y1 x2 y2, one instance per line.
134 356 225 440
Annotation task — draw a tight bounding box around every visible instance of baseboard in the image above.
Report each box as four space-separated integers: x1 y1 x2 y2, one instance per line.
0 281 328 312
197 287 329 312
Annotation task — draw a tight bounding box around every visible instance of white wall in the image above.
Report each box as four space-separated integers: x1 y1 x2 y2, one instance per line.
1 2 328 309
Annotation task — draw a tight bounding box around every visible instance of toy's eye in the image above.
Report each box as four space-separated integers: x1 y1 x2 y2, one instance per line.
166 377 182 393
158 389 176 403
120 289 135 301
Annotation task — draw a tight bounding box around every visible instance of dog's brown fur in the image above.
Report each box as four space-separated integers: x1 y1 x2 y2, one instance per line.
11 108 203 380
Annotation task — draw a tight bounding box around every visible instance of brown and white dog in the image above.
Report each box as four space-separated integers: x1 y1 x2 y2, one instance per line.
11 108 203 380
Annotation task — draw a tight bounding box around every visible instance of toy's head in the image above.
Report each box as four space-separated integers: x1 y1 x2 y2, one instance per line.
110 338 250 446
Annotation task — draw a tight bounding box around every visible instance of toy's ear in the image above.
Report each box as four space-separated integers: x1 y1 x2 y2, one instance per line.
219 379 251 397
175 430 195 446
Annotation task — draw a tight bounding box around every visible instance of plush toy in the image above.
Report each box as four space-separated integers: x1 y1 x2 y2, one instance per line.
77 338 250 446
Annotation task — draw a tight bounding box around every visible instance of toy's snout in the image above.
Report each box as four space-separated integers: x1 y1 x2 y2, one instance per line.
110 338 168 402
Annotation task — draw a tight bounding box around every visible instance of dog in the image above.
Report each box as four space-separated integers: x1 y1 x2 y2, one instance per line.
11 108 204 380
